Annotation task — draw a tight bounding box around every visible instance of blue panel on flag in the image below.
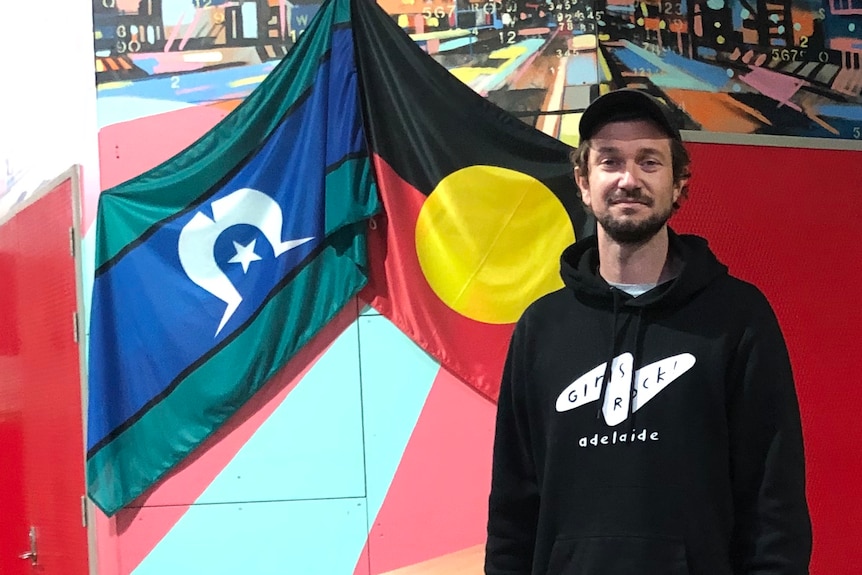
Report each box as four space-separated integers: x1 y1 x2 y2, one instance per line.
88 30 364 449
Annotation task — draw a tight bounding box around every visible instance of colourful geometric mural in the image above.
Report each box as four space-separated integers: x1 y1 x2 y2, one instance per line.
92 0 862 141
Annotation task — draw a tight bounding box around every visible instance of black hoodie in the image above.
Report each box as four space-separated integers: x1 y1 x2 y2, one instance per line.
485 230 811 575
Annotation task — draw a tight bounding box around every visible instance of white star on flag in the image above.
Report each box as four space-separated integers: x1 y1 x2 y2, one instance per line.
228 239 262 273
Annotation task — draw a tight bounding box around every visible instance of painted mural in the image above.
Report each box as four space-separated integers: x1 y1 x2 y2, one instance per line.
93 0 862 141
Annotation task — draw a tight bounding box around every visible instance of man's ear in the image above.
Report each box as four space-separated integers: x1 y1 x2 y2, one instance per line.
575 166 591 207
672 177 688 204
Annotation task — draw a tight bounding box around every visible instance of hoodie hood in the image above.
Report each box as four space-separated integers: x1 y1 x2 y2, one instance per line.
560 228 728 309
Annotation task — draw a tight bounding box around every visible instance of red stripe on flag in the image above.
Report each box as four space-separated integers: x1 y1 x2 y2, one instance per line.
362 154 512 402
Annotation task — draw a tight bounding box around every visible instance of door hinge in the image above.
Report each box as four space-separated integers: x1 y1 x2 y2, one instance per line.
69 226 76 258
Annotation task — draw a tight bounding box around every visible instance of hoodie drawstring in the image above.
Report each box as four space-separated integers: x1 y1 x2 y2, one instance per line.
596 290 621 420
626 308 646 436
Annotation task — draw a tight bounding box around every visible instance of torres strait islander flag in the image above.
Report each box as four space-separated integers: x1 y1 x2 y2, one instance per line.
86 0 379 516
353 0 591 401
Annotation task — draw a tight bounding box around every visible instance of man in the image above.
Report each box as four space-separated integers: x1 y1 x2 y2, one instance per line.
484 89 811 575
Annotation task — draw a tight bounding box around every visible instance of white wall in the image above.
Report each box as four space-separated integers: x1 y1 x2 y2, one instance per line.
0 1 100 220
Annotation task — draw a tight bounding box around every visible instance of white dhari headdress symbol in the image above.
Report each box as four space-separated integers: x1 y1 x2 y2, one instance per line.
178 188 313 336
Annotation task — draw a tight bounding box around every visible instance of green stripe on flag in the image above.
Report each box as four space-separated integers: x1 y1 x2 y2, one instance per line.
94 0 353 269
87 222 368 514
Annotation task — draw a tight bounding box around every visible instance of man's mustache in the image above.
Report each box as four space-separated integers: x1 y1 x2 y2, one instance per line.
608 190 654 206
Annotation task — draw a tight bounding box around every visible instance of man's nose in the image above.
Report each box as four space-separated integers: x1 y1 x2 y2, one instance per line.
617 166 638 190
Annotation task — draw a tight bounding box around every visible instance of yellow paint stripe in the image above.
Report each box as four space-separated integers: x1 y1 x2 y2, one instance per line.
229 75 268 88
379 544 484 574
98 81 134 91
598 49 612 83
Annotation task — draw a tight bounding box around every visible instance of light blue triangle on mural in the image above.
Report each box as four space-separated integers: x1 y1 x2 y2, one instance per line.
131 498 371 575
193 319 367 503
357 314 441 520
132 315 441 574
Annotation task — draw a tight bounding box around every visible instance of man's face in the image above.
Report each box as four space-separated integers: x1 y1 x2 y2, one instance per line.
575 119 683 245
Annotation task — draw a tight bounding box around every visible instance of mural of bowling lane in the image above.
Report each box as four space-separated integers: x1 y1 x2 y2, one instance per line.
92 0 862 142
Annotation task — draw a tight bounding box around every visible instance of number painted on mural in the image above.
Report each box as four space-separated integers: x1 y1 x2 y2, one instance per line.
499 30 517 44
854 126 861 139
643 42 664 55
663 2 683 14
800 35 809 48
193 0 213 7
171 76 180 89
116 25 127 38
422 6 455 20
547 0 573 11
771 48 806 61
818 51 829 62
102 0 115 7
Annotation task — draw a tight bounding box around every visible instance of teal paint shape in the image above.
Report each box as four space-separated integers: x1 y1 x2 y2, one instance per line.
358 315 439 518
132 498 369 575
618 40 717 92
195 320 366 503
566 52 600 86
135 316 437 573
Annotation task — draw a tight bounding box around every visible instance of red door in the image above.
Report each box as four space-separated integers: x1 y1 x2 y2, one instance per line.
0 170 90 574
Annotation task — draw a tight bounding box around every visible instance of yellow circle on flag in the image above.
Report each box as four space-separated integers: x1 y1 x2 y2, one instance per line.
415 165 576 325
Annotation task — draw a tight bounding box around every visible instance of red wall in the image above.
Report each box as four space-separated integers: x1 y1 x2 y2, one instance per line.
674 142 862 574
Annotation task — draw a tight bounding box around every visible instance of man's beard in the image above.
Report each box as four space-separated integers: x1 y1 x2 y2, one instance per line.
597 196 673 245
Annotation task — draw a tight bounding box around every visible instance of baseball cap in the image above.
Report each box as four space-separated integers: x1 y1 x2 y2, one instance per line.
578 89 682 142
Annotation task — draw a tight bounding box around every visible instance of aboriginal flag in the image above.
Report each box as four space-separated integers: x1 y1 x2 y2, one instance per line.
353 0 591 400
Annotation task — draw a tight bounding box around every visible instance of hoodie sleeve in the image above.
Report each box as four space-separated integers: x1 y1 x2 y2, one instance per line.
485 321 540 575
727 295 812 575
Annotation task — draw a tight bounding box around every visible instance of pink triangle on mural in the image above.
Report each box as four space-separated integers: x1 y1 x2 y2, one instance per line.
356 367 496 575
